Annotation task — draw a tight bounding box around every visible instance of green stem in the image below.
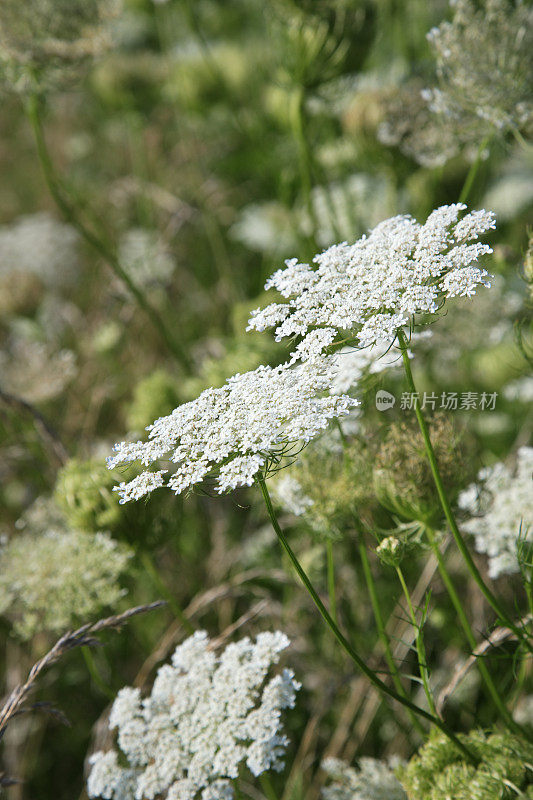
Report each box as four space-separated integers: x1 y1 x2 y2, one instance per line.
81 647 115 701
140 551 194 634
358 540 426 737
260 774 279 800
326 540 337 625
26 93 189 366
458 135 491 204
396 565 437 717
397 329 533 654
425 526 522 734
257 475 478 765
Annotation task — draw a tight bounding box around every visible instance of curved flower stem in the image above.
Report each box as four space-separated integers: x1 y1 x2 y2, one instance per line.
326 540 338 625
257 475 479 765
397 328 533 655
358 540 426 738
458 135 491 204
424 526 523 735
26 93 189 367
395 565 437 717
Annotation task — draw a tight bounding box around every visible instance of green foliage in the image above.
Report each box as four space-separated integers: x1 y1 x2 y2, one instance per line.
398 729 533 799
54 457 125 532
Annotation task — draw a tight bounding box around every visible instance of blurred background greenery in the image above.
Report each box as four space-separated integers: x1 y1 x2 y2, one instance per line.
0 0 531 798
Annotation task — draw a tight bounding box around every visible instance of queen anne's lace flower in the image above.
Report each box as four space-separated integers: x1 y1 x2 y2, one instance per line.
108 359 357 502
321 756 406 800
458 446 533 579
87 630 300 800
247 205 495 356
0 526 131 639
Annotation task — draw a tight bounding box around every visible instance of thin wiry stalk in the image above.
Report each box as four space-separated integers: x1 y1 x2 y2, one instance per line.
358 540 426 738
395 565 437 717
257 475 479 765
397 328 533 656
425 524 523 734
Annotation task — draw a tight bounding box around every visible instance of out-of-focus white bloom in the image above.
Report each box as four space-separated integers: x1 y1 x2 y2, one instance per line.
117 228 175 291
231 174 395 256
321 756 406 800
271 474 314 517
0 526 131 640
0 332 77 402
458 447 533 579
503 376 533 404
108 358 358 502
425 0 533 138
230 202 298 256
248 205 495 356
87 630 300 800
0 212 79 289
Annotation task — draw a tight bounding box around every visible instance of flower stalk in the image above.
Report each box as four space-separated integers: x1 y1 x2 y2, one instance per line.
397 328 533 656
257 474 479 765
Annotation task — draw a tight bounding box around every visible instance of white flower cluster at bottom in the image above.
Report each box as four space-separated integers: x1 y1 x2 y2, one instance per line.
87 630 300 800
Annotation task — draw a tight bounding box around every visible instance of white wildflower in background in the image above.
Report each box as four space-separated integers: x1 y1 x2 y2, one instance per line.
321 756 407 800
108 358 358 502
0 212 79 290
117 228 176 292
503 376 533 404
0 332 77 403
0 526 132 639
87 630 300 800
425 0 533 139
271 473 314 517
458 447 533 579
248 205 495 359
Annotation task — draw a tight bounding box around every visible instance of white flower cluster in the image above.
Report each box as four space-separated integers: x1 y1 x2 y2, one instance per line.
271 473 314 517
458 447 533 579
108 358 358 502
0 526 131 639
0 333 77 403
0 212 79 289
247 205 495 355
87 630 300 800
321 756 406 800
118 228 175 291
425 0 533 136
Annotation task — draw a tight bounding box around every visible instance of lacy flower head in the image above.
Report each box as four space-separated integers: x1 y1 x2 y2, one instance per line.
87 630 300 800
0 524 131 640
425 0 533 141
458 446 533 580
321 756 406 800
108 358 357 502
247 205 495 359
